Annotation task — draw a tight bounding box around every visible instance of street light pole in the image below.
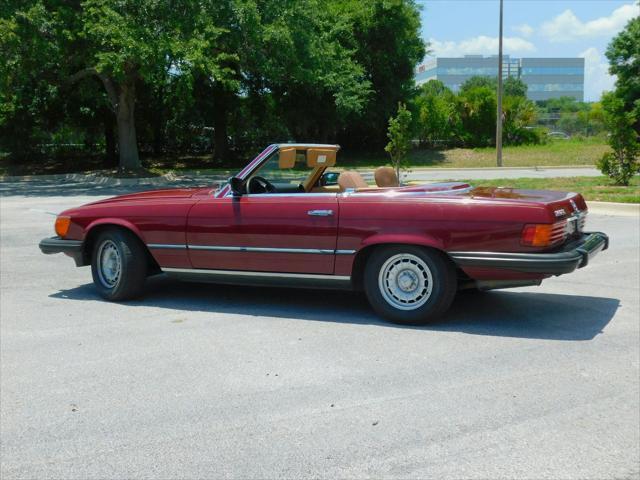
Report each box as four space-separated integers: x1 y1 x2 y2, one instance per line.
496 0 504 167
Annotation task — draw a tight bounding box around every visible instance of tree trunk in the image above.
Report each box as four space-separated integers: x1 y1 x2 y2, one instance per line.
103 110 117 167
152 85 164 156
213 100 228 164
116 80 140 170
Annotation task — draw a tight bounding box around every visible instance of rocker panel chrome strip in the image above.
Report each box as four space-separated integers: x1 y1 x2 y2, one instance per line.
148 244 356 255
163 267 350 281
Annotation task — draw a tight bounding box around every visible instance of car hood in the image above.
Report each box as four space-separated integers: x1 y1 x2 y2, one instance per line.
86 186 215 206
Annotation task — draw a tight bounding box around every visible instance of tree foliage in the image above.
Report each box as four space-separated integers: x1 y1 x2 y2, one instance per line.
596 91 639 185
597 13 640 185
385 102 412 180
0 0 424 169
605 14 640 133
414 80 460 146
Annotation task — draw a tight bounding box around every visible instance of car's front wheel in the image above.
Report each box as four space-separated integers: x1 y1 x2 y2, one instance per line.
364 246 456 325
91 228 147 301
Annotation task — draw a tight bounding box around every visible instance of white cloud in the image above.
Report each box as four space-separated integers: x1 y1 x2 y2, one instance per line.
580 47 615 101
512 24 534 38
428 36 536 57
540 3 638 43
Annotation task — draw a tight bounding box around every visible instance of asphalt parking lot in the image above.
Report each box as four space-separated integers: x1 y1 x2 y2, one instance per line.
1 183 639 479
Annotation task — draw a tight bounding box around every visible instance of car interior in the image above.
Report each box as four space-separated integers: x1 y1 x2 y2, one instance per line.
243 146 400 195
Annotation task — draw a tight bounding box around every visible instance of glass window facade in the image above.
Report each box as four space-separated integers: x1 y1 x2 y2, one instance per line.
522 67 584 75
527 83 583 92
415 56 584 101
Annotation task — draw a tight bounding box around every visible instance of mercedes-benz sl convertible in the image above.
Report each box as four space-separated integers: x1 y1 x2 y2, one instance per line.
40 143 608 325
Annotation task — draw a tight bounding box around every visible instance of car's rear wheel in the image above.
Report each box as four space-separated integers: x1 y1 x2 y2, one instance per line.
91 228 147 301
364 245 456 325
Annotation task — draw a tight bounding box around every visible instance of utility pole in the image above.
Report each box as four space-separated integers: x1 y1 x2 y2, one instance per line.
496 0 504 167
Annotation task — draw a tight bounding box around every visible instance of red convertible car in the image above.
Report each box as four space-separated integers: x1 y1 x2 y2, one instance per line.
40 143 608 325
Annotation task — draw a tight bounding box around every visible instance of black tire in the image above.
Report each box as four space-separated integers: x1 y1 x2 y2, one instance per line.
363 245 457 325
91 228 147 301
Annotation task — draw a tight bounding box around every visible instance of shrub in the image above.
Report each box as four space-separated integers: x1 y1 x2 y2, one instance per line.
596 92 639 186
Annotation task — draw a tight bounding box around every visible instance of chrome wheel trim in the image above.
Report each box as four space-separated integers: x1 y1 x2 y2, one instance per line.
378 253 433 311
97 240 121 289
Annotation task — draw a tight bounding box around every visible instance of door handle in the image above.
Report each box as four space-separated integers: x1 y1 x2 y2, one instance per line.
307 209 334 217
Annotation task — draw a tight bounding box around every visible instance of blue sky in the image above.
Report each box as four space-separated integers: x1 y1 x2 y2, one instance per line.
418 0 639 101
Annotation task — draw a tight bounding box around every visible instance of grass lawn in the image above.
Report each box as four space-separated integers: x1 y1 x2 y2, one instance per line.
449 176 640 203
340 138 609 169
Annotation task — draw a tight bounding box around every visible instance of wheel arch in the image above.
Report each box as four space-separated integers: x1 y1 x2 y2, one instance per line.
350 237 452 290
81 221 159 273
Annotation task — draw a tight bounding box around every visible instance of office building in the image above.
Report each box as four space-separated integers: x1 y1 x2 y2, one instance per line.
415 55 584 102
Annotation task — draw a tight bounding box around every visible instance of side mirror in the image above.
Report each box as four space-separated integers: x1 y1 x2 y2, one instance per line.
321 171 340 186
229 177 245 196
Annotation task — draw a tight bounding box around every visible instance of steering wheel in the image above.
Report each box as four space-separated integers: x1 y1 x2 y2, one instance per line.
248 176 277 194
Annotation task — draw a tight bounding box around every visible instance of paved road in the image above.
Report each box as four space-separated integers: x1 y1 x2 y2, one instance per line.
1 187 639 479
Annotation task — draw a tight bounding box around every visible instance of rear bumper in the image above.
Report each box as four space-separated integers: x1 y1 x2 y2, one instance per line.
449 232 609 276
39 236 84 265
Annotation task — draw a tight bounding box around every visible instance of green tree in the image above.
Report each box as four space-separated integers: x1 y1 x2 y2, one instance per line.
385 102 412 181
330 0 425 148
459 75 527 98
597 91 639 185
72 0 234 169
458 86 496 146
502 95 539 145
606 15 640 133
414 80 460 146
459 76 496 94
503 77 528 98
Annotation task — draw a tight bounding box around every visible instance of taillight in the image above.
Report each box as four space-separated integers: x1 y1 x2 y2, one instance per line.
55 216 71 237
521 221 567 247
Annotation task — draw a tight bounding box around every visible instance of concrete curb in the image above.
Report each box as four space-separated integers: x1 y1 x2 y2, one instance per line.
587 201 639 216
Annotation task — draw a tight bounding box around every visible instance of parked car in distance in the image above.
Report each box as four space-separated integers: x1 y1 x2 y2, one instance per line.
40 143 608 325
547 131 571 139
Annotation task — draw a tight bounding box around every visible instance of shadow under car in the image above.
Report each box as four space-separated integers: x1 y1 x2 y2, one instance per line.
50 275 619 341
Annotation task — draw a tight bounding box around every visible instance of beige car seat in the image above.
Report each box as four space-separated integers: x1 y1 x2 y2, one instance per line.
337 171 369 192
374 166 399 187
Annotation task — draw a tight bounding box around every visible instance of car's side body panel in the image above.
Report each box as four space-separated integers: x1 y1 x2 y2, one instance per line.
186 193 339 274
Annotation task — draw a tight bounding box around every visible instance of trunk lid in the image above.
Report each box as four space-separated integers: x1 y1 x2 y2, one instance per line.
467 186 587 219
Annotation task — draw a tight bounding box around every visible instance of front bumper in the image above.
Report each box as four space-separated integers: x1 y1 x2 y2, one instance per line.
39 236 84 265
449 232 609 276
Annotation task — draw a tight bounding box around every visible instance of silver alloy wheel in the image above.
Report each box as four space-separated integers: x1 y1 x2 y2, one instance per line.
378 253 433 310
97 240 121 289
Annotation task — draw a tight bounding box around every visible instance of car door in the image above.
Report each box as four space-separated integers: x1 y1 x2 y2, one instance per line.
186 192 339 274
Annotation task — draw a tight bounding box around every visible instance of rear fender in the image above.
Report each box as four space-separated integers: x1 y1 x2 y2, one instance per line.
359 233 444 251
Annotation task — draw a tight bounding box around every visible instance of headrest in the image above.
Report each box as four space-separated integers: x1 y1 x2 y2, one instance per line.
374 166 399 187
337 171 368 191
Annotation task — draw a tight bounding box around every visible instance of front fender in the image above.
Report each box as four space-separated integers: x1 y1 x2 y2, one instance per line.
84 218 146 244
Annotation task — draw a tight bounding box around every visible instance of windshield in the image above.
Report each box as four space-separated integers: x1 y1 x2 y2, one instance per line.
250 150 315 187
